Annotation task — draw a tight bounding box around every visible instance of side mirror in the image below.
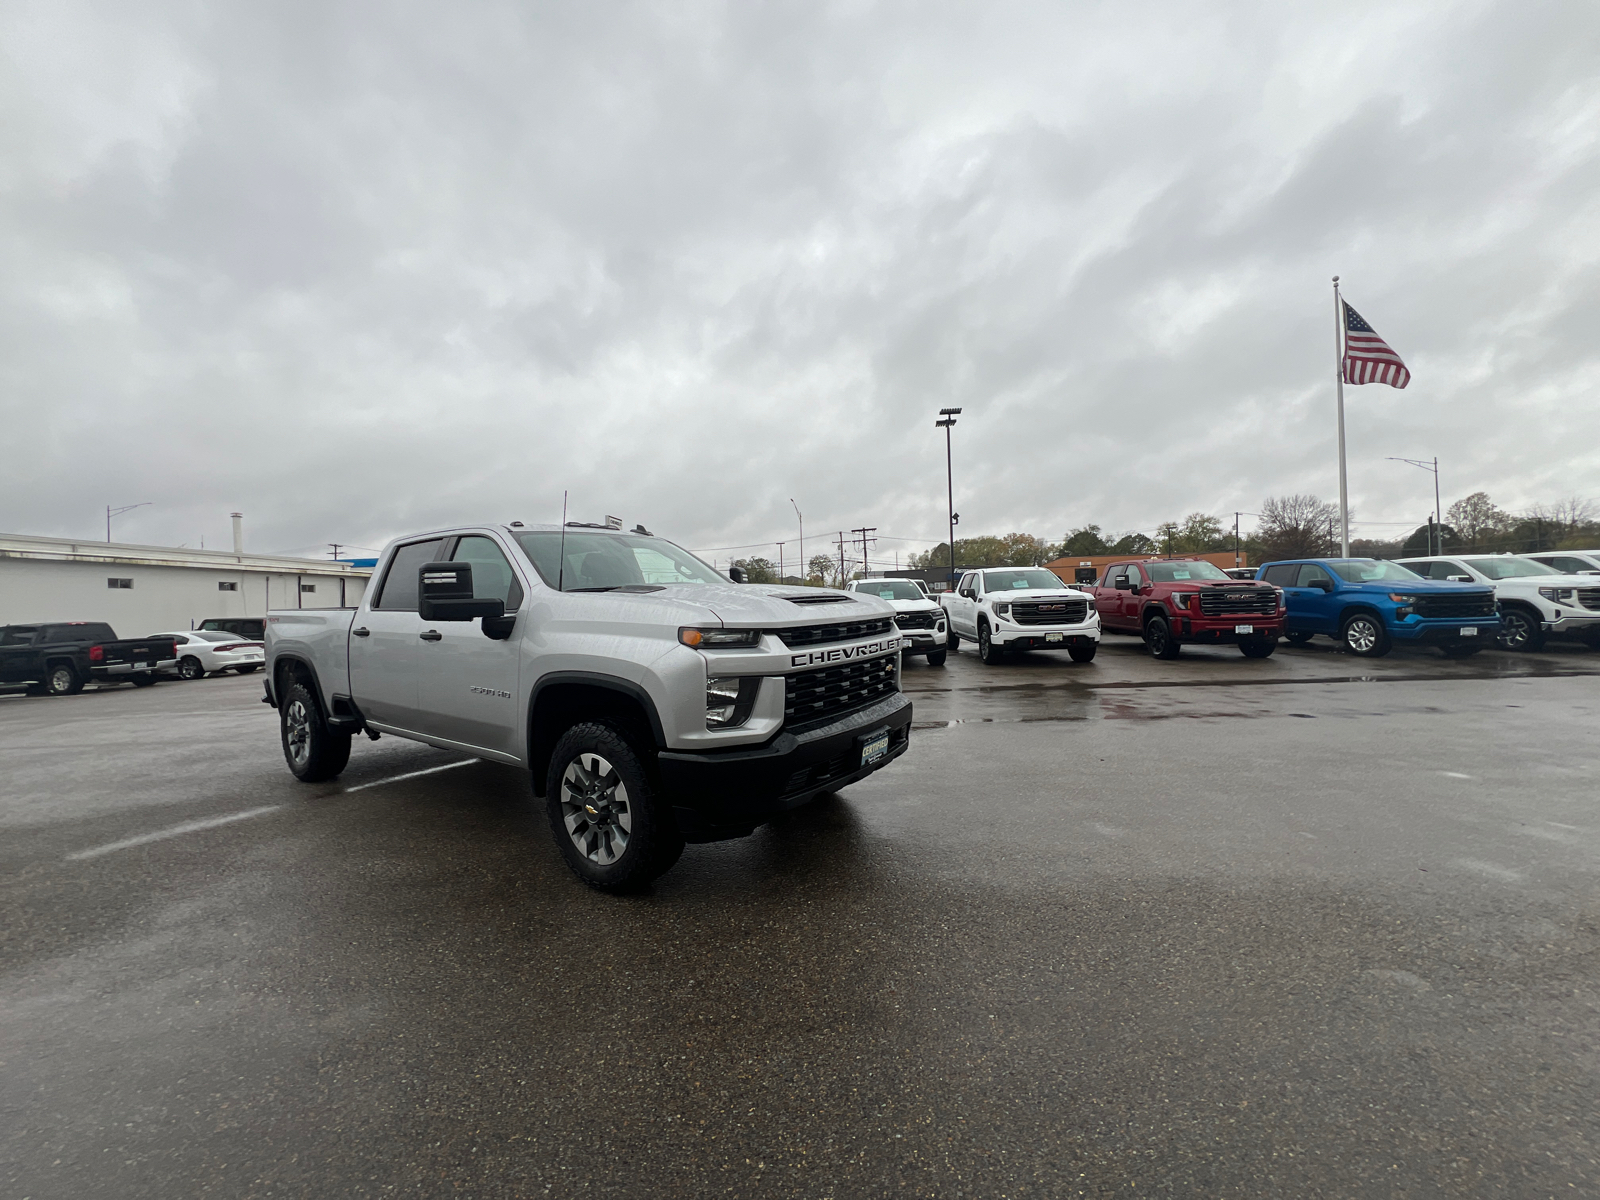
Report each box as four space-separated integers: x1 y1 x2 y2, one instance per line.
728 565 748 584
1113 575 1129 590
418 562 506 621
1447 574 1472 583
1310 578 1333 592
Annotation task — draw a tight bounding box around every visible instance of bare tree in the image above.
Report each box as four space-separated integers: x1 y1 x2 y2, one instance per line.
1444 492 1508 545
1255 495 1341 560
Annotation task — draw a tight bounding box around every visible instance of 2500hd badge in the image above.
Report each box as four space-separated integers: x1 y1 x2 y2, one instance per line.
790 637 900 667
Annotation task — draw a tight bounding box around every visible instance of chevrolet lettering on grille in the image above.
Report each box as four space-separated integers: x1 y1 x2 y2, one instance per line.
789 637 899 667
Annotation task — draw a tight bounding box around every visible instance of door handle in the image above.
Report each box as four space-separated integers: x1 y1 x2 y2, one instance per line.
419 630 442 642
352 627 370 637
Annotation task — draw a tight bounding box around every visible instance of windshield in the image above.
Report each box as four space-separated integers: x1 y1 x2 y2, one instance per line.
1329 559 1424 583
984 569 1066 591
859 581 925 601
1463 556 1559 579
515 530 725 591
1146 561 1230 583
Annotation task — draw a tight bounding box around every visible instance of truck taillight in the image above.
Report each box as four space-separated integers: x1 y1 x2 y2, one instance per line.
89 645 104 662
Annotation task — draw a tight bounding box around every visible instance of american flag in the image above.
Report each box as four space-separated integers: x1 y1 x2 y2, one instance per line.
1342 302 1410 388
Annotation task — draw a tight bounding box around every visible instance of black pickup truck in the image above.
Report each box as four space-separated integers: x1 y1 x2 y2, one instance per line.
0 623 180 695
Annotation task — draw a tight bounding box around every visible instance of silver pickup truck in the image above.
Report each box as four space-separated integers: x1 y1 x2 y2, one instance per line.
264 523 912 891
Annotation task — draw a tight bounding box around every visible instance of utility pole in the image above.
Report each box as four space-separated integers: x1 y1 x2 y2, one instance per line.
107 502 151 542
1386 457 1442 553
851 526 877 579
1234 513 1241 567
935 408 962 589
835 532 847 586
790 500 804 581
776 542 785 583
328 543 343 561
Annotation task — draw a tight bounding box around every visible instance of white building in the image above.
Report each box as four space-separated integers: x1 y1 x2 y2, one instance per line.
0 531 372 635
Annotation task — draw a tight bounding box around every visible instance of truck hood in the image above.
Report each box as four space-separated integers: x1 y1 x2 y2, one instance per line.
699 584 890 626
989 588 1092 602
886 598 944 614
1343 580 1491 595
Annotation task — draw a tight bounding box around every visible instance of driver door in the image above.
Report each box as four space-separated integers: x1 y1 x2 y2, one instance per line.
1288 563 1338 633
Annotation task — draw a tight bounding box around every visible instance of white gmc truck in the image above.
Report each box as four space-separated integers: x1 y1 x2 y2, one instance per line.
940 566 1101 664
264 523 912 891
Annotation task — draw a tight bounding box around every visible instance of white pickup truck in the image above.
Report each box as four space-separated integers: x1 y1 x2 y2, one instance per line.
845 578 948 665
264 523 911 891
939 566 1101 664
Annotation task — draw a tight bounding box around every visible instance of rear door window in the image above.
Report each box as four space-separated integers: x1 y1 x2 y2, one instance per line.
1260 564 1297 586
374 539 445 610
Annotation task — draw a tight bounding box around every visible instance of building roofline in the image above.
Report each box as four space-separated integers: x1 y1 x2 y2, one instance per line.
0 532 372 576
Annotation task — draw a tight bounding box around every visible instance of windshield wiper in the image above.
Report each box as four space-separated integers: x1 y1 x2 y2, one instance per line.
567 586 620 592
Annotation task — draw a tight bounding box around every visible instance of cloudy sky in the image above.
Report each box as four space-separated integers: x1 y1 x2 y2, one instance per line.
2 0 1596 567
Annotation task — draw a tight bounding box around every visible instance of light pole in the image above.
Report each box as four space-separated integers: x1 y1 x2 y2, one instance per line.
935 408 962 589
1386 457 1441 553
790 499 804 581
107 502 150 542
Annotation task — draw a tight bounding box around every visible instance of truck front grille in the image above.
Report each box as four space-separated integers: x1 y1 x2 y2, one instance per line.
1414 592 1498 619
780 725 909 797
1198 588 1278 617
784 654 898 730
893 611 938 631
1578 587 1600 612
773 618 895 649
1011 598 1090 626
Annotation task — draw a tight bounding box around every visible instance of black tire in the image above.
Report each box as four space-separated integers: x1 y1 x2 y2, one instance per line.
925 649 948 667
1239 637 1277 659
236 663 260 674
279 677 352 782
1441 644 1483 658
129 672 157 687
545 722 683 893
1285 631 1313 646
1068 642 1097 663
45 662 84 695
179 656 205 680
947 631 960 652
1497 607 1545 652
978 622 1005 664
1340 612 1390 658
1144 616 1181 659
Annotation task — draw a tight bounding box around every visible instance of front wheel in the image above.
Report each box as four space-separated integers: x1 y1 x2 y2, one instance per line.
46 663 82 695
280 678 352 781
1068 642 1097 663
1239 637 1277 659
978 623 1005 664
1341 613 1390 658
1498 608 1545 652
925 649 948 667
179 656 205 680
1144 616 1181 660
546 722 684 893
947 631 960 652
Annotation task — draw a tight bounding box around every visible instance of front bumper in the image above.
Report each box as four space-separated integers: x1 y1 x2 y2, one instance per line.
992 620 1099 648
894 626 948 653
1547 610 1600 634
1173 616 1286 643
1392 618 1502 645
656 692 913 842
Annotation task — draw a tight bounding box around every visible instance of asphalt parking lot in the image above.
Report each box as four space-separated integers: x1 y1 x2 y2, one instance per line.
4 638 1599 1198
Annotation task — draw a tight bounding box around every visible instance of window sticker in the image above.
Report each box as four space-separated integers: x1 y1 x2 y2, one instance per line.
1012 580 1028 588
877 589 896 599
1172 569 1192 579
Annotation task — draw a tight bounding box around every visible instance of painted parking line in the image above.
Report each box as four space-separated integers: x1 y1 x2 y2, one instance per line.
343 759 476 793
66 805 283 861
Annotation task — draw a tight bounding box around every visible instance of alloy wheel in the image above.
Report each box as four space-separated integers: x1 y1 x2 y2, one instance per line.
1346 618 1379 654
560 752 632 865
284 699 312 767
49 666 73 695
1501 611 1534 650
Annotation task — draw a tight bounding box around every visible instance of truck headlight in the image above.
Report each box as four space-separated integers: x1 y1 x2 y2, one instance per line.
681 627 761 648
992 602 1011 618
705 677 761 729
1173 592 1198 609
1539 587 1576 603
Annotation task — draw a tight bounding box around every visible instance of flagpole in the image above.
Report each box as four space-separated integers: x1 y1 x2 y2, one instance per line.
1333 275 1349 557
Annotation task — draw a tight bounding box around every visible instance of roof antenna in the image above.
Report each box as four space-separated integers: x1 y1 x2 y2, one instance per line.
557 490 568 593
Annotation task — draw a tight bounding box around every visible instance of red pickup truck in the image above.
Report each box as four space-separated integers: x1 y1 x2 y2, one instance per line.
1087 559 1286 659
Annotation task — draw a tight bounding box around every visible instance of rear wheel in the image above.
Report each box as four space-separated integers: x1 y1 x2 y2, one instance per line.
1144 616 1181 660
546 722 683 892
1239 637 1277 659
1341 613 1390 658
280 677 352 782
1068 642 1097 663
925 649 948 667
1498 607 1545 652
978 623 1005 664
179 656 205 680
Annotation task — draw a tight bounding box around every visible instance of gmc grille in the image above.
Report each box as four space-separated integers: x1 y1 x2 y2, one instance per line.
773 618 895 649
1198 588 1278 617
1579 587 1600 612
1414 592 1498 619
893 611 938 631
784 654 898 730
1011 598 1090 626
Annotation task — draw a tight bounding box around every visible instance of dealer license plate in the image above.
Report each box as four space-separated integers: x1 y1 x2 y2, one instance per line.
1234 625 1254 635
134 662 147 669
1460 627 1478 637
860 730 890 767
1045 632 1064 643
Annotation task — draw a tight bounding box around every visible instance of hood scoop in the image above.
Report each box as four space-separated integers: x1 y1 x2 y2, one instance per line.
780 593 855 604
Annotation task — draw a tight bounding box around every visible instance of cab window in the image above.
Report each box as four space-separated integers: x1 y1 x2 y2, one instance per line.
374 539 445 610
1260 564 1298 586
1295 564 1333 588
452 536 524 608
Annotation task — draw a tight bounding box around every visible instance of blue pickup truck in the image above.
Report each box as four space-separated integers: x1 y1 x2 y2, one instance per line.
1257 558 1500 658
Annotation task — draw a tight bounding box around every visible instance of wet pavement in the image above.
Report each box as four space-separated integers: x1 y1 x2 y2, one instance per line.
3 639 1599 1197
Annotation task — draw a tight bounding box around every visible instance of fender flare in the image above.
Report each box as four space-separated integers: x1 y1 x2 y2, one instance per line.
527 671 668 750
1336 603 1387 631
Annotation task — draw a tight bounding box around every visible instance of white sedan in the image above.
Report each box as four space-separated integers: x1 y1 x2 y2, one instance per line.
154 631 267 680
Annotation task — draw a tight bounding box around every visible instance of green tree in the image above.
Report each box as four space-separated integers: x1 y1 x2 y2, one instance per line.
1058 525 1111 556
1110 531 1156 555
807 554 837 586
733 556 778 583
1444 492 1508 546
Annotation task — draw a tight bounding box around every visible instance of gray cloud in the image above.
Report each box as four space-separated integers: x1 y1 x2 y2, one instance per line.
2 0 1596 564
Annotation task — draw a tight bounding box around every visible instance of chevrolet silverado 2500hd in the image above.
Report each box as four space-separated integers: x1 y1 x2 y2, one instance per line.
1088 559 1286 659
939 567 1100 664
264 524 912 891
